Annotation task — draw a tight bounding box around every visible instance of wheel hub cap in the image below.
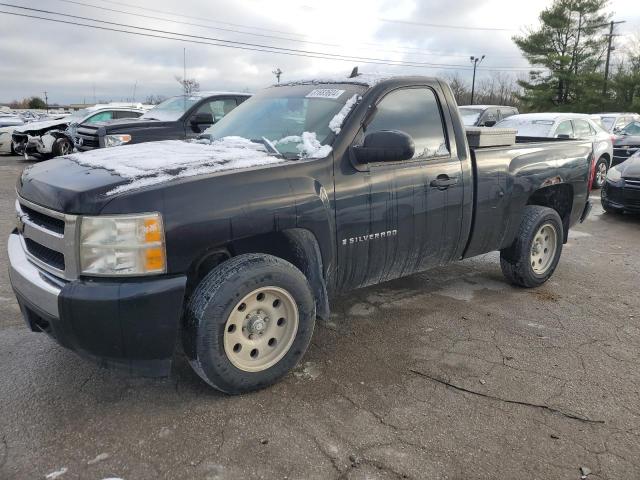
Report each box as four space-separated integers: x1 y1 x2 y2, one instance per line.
530 223 557 275
246 311 268 334
223 286 299 372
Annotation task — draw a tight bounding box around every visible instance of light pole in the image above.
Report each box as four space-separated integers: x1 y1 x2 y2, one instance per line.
272 68 283 84
469 55 485 105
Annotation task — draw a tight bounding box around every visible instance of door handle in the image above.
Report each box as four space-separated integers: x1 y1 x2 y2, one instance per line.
430 175 459 190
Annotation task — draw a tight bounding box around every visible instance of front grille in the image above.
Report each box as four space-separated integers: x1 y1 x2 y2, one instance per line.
624 178 640 188
75 126 100 150
21 204 65 234
613 146 639 160
16 197 78 280
24 238 65 270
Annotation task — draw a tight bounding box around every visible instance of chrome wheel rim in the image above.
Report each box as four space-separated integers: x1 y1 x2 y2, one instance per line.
223 286 299 372
596 162 607 186
60 141 71 155
530 223 557 275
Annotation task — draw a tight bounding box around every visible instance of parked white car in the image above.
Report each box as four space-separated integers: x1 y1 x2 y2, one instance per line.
495 113 614 188
11 103 146 159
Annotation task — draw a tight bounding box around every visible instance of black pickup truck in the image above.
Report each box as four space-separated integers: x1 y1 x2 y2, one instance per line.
9 75 594 394
73 91 250 151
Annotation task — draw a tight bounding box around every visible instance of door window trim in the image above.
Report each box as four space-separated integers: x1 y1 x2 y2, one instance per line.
356 85 452 169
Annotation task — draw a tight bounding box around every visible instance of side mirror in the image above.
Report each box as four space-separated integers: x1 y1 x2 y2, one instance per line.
613 127 622 134
483 120 497 127
352 130 415 164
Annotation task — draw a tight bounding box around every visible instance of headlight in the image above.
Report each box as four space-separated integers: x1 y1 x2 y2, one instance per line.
79 213 166 276
606 166 622 183
104 134 132 147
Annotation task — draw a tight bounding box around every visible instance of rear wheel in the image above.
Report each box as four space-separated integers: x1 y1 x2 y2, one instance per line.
500 206 563 288
183 253 315 394
592 157 608 189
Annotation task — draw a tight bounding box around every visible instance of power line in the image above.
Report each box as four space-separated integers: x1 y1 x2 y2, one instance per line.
376 17 515 32
51 0 527 60
100 0 519 34
0 4 538 72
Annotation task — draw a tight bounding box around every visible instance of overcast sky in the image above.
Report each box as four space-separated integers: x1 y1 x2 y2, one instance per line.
1 0 638 104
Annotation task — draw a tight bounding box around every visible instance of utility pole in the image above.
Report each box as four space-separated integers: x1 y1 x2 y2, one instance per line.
602 20 625 97
43 91 48 113
469 55 485 105
272 68 283 84
132 80 137 102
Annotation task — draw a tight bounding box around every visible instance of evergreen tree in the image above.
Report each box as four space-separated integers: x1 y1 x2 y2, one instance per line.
514 0 609 111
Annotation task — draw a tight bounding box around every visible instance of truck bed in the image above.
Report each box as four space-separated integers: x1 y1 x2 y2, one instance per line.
463 138 593 258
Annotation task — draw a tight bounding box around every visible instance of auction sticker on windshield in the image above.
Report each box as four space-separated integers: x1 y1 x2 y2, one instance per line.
306 89 345 99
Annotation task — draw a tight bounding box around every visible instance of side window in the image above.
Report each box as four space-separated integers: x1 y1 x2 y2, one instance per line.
114 111 142 119
86 111 113 124
555 120 574 138
196 98 237 123
365 87 448 159
573 119 592 139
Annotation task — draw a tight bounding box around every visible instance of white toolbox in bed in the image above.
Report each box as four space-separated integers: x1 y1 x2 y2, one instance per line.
465 127 517 148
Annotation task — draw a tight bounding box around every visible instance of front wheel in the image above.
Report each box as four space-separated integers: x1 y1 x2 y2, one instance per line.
183 253 316 394
52 137 73 157
592 157 608 189
500 206 563 288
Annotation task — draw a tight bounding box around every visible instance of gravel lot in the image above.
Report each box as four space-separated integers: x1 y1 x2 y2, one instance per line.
1 154 639 480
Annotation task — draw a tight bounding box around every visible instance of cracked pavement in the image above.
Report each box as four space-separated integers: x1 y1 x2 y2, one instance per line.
1 154 639 479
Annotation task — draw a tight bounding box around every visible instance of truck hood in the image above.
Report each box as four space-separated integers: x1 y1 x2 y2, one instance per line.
17 137 304 214
97 117 177 132
14 118 70 134
616 154 640 178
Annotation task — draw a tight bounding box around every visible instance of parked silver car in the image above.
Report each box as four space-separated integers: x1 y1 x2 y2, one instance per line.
594 112 640 134
495 113 614 188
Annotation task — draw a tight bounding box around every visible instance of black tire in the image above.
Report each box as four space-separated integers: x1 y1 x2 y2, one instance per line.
183 253 315 394
52 137 73 157
500 206 564 288
592 157 608 189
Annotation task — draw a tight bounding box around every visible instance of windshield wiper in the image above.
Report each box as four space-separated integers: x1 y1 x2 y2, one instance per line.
250 137 283 157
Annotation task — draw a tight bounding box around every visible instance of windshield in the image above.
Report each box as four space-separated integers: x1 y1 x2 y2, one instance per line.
141 95 202 121
459 108 483 126
600 117 616 131
495 117 555 137
67 109 90 123
203 84 364 158
621 121 640 136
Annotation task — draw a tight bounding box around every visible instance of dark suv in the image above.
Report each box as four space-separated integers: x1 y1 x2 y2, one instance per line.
74 91 251 151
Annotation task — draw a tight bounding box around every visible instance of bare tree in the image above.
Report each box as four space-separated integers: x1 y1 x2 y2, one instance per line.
175 76 200 95
145 94 167 105
443 72 470 104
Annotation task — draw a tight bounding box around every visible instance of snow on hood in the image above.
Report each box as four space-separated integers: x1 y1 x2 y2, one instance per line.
14 118 69 133
66 137 292 195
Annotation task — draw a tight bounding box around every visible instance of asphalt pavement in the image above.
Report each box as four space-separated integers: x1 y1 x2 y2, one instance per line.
0 154 639 480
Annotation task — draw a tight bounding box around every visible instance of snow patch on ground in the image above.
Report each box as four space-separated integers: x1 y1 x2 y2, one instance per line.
66 137 290 195
45 468 68 479
329 94 359 134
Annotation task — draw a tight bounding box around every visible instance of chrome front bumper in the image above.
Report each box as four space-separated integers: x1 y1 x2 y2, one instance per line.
8 233 62 319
